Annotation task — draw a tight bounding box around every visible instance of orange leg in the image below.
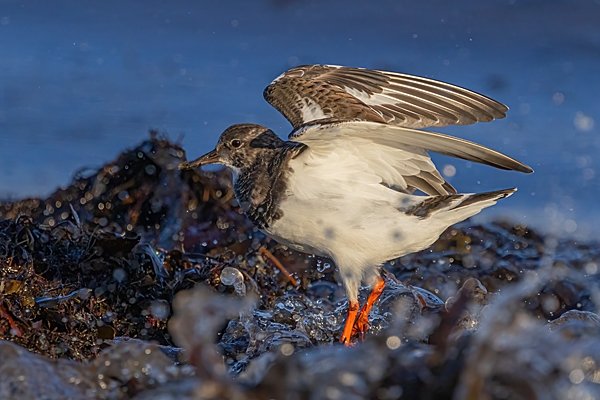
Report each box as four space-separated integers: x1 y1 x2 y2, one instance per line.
259 246 299 288
340 300 360 346
353 276 386 339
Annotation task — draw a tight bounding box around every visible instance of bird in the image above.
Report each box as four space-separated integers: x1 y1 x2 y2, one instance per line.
179 64 533 346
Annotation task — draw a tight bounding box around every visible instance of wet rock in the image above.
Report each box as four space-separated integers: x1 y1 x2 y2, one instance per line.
129 378 198 400
0 340 94 399
215 278 443 379
167 285 256 399
0 338 192 400
90 339 193 398
455 275 600 400
546 309 600 339
444 277 492 334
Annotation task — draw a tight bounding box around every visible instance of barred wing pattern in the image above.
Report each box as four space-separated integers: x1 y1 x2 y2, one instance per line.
264 65 508 129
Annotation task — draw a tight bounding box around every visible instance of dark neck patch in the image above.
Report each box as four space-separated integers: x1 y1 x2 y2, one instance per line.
234 142 304 230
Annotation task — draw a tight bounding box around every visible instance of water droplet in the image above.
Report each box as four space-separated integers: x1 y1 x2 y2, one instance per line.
569 369 584 384
585 262 598 274
220 267 246 296
118 190 129 201
112 268 127 282
150 299 170 320
281 343 294 356
284 300 295 312
317 260 331 273
442 164 456 177
386 335 402 350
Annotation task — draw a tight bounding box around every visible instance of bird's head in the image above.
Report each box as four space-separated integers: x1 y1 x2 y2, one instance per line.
179 123 284 173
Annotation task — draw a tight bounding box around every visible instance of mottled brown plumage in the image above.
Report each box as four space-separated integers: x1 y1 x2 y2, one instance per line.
180 124 305 230
264 65 509 130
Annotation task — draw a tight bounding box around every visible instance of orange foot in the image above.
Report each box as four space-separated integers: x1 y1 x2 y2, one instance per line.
339 275 386 346
353 276 386 340
340 300 360 346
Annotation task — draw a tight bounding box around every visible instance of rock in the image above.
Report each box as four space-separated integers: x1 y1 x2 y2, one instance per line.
0 340 94 399
0 338 193 400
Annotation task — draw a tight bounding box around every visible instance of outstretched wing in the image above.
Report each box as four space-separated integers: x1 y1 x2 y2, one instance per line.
288 119 532 196
264 65 508 129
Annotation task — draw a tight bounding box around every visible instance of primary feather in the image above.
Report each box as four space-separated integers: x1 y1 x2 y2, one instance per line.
287 119 532 196
264 64 509 129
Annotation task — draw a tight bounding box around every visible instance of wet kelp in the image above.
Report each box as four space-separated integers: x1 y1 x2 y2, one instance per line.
1 134 600 399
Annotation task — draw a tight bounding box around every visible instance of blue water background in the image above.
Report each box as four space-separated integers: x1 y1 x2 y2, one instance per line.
1 0 599 238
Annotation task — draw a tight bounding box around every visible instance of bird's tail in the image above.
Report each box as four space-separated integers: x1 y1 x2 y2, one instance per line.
405 188 516 226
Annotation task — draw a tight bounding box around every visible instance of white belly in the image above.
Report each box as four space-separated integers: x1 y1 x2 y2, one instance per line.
259 145 460 276
265 193 433 265
263 167 443 272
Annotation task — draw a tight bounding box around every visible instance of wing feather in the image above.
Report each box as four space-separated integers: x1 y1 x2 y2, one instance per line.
264 64 508 129
288 120 532 195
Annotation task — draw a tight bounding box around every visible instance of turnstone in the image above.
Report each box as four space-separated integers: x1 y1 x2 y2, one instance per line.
180 65 533 345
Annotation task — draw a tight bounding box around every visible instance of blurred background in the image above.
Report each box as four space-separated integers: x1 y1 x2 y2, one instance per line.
0 0 599 238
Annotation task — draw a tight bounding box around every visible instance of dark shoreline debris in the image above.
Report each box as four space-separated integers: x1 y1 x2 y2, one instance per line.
2 133 600 399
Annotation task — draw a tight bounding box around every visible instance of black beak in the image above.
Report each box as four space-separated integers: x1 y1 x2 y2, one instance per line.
178 149 220 170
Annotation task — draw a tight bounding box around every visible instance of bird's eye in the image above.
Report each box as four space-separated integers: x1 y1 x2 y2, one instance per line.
231 139 242 148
